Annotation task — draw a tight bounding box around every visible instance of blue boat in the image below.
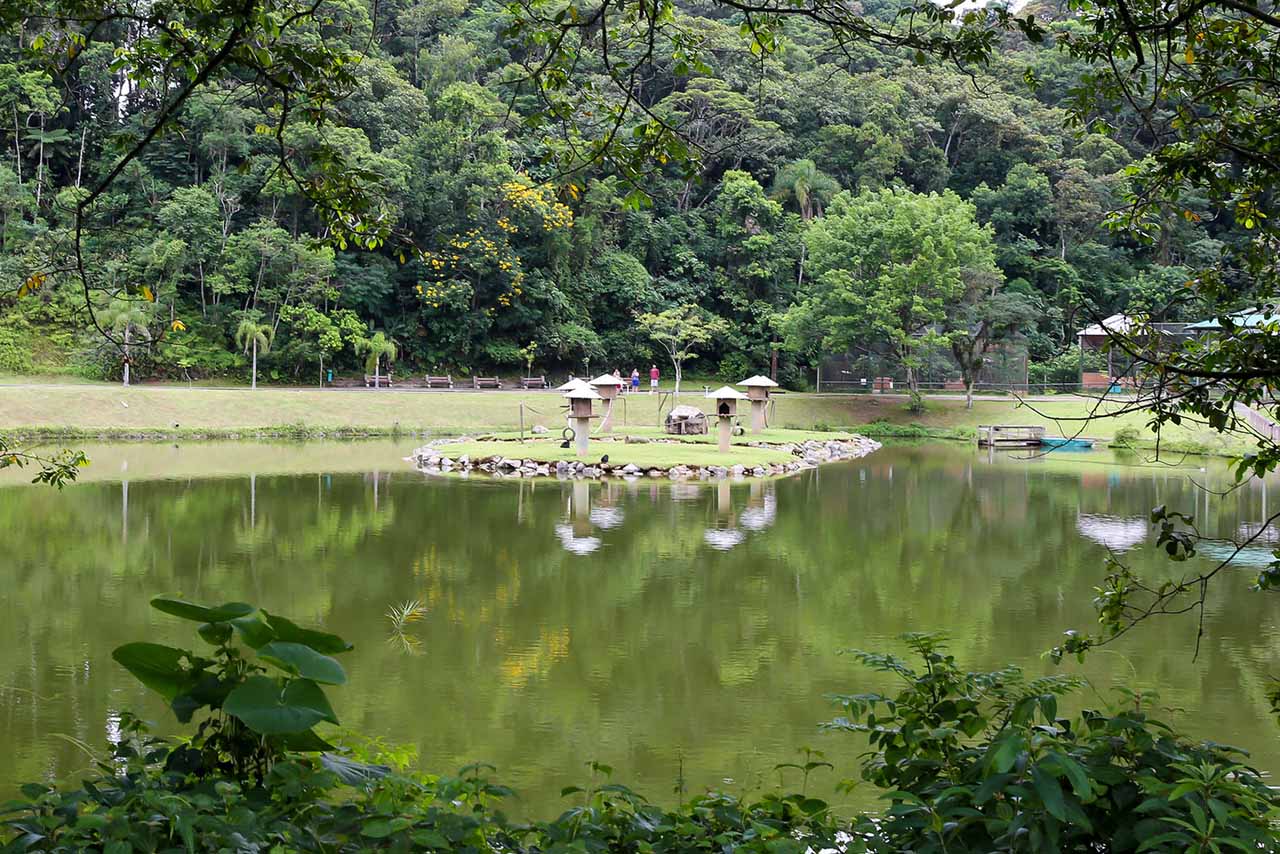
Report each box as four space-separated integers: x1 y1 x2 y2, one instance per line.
1039 436 1096 451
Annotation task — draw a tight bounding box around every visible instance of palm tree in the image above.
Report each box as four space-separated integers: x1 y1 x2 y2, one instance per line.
235 317 274 389
771 159 840 220
358 331 397 388
99 297 153 387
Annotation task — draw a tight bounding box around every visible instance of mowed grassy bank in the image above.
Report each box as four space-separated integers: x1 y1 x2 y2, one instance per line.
0 380 1250 453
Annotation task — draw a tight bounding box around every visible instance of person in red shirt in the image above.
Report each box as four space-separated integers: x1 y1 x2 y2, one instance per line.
649 364 660 394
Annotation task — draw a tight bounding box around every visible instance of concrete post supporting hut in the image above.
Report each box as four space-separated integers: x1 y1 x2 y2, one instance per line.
708 386 747 453
589 374 624 432
738 375 778 434
564 386 600 457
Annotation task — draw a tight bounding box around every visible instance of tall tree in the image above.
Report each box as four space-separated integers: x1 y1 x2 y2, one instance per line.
99 298 153 387
235 317 273 389
358 331 397 388
789 188 1001 400
636 305 730 397
771 159 840 221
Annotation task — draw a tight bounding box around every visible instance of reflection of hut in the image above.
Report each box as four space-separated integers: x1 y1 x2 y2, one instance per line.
555 523 602 555
707 386 747 452
1075 513 1149 551
665 405 708 435
703 528 746 550
740 482 777 531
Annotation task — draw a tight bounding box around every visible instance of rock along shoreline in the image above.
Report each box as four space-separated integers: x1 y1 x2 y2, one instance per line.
409 435 881 480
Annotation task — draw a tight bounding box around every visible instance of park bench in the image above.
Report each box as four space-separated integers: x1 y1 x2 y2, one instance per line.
424 375 454 389
364 373 394 388
472 376 503 389
520 375 548 389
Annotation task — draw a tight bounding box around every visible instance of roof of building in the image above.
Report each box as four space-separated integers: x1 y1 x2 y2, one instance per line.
737 375 779 387
707 385 748 399
564 386 602 400
556 378 591 392
1185 307 1280 331
589 373 625 386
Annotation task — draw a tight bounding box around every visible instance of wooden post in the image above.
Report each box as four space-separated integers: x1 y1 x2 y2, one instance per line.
718 415 731 452
750 400 766 434
574 417 590 456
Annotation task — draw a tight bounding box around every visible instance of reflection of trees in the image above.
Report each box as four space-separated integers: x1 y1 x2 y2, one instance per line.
0 447 1277 816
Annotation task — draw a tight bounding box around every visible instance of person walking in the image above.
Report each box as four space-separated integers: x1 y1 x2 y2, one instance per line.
630 368 640 394
649 364 660 394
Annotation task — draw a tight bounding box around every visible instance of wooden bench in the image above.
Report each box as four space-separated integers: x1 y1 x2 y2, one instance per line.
520 375 548 389
472 376 502 389
364 374 393 388
424 375 454 389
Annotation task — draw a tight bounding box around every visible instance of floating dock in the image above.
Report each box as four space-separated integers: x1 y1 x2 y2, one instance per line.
977 426 1096 449
977 425 1046 447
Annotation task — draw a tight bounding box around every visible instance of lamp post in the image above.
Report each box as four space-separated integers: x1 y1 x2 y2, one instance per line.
707 386 747 453
737 375 778 434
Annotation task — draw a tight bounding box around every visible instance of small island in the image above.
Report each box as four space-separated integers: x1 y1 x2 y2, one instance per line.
411 427 881 479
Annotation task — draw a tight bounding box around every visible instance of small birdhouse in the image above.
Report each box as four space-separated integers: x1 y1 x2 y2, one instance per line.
589 373 624 401
738 375 778 402
564 386 600 418
708 385 747 417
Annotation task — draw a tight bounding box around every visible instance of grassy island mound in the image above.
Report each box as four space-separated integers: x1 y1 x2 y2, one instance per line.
411 427 880 478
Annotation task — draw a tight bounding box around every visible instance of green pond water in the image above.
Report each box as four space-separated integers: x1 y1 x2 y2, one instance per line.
2 439 1278 815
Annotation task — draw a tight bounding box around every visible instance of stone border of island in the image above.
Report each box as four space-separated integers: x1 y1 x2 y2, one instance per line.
409 436 881 480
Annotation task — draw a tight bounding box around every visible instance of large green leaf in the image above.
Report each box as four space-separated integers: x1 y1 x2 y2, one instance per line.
257 641 347 685
263 611 352 654
223 676 338 734
112 643 195 701
151 598 254 623
230 614 276 649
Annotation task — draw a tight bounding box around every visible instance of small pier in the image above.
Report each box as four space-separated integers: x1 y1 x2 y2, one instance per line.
977 425 1046 448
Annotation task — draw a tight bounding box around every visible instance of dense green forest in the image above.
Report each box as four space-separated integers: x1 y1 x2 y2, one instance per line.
0 0 1235 388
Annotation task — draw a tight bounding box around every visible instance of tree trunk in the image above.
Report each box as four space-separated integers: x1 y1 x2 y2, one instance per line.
122 327 131 387
251 340 258 389
965 379 974 410
375 357 381 388
673 361 681 398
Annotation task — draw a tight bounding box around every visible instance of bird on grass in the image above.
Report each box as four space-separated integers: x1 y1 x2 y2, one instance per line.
600 454 610 464
559 440 570 449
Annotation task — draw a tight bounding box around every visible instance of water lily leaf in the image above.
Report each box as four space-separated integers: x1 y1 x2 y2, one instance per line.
151 598 254 624
263 611 352 654
224 676 338 734
258 641 347 684
112 643 194 701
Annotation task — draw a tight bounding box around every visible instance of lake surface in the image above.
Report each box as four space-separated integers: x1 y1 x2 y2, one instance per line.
2 440 1278 815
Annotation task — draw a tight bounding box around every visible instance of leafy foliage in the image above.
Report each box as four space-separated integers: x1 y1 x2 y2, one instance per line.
831 634 1280 853
110 596 352 780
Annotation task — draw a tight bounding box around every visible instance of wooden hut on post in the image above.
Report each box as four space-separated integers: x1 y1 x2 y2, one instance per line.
589 374 624 432
737 375 778 434
563 386 599 457
707 386 747 452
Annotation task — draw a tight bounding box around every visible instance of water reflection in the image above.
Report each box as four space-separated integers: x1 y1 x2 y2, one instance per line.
1075 513 1150 551
550 477 780 554
1 441 1278 819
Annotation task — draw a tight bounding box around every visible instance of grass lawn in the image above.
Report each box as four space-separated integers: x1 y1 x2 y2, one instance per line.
0 378 1253 454
429 437 797 468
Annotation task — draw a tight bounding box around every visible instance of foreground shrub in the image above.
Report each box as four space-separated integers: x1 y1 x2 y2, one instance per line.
1 604 1275 852
834 634 1280 853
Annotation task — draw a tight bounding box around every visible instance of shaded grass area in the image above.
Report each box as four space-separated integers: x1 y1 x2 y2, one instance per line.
0 380 1254 455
